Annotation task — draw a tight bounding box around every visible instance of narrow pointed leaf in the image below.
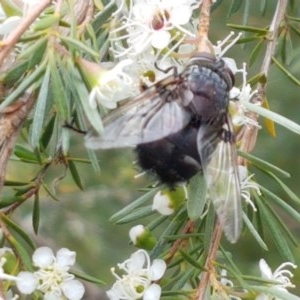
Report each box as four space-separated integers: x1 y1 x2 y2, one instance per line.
241 100 300 135
187 174 207 220
0 61 46 110
33 194 40 235
272 56 300 86
243 213 268 250
256 197 294 261
110 187 160 222
238 151 290 178
116 206 154 224
69 160 84 190
30 67 51 147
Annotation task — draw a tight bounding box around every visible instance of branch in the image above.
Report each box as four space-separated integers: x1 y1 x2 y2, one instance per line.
196 220 223 300
0 94 35 194
0 0 52 66
238 0 288 163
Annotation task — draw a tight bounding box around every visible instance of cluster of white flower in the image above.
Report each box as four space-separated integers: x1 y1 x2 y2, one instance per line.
0 246 85 300
107 249 166 300
218 259 298 300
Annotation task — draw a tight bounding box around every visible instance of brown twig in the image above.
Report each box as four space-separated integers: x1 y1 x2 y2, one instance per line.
195 1 289 298
165 220 195 264
238 0 288 165
0 94 35 194
196 220 223 300
197 0 214 53
0 0 52 66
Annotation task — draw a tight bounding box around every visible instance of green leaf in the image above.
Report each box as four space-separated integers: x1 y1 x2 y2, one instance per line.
179 250 203 269
71 270 105 285
63 62 104 134
87 149 101 173
6 236 33 271
14 145 38 162
255 196 294 261
289 23 300 39
41 114 56 149
61 36 100 58
49 53 70 120
116 206 155 224
33 14 59 31
260 185 300 227
0 61 46 110
32 194 40 235
91 2 117 35
238 151 290 178
251 286 300 300
266 172 300 206
227 23 269 34
204 205 215 252
110 187 161 222
30 67 51 148
187 174 207 220
4 181 29 187
249 39 263 66
42 182 60 201
0 196 23 209
61 127 70 155
272 56 300 86
243 213 268 250
1 214 36 251
69 159 84 190
241 100 300 135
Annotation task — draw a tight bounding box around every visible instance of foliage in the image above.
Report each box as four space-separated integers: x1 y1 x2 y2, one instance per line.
0 0 300 299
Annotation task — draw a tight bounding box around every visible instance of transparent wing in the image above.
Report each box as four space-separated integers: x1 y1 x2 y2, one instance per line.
197 116 242 243
85 79 191 149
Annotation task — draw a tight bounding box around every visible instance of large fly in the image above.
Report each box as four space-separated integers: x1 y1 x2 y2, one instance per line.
85 52 242 243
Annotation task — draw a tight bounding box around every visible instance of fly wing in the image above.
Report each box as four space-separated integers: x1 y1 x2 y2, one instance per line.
197 116 242 243
85 78 191 149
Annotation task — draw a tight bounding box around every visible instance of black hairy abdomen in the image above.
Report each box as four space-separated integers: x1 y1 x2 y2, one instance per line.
135 124 202 185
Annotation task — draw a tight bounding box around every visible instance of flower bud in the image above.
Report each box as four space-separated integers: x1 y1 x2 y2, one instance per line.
129 225 157 250
152 185 187 216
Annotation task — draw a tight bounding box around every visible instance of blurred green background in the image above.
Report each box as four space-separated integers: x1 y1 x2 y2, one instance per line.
3 1 300 299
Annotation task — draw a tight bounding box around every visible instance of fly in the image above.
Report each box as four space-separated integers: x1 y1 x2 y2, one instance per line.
85 52 242 243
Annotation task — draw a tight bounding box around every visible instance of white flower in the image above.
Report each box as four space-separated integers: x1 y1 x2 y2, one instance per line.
129 225 147 244
152 190 175 215
256 259 297 300
152 186 187 216
229 63 261 128
16 247 85 300
129 225 157 250
110 0 201 57
238 166 260 211
89 59 138 109
107 249 166 300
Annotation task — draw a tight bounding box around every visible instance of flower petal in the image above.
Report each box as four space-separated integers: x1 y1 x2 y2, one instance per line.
61 279 85 300
32 247 55 268
143 283 161 300
151 30 171 49
149 259 166 281
259 259 273 279
56 248 76 268
127 250 148 271
16 271 37 294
